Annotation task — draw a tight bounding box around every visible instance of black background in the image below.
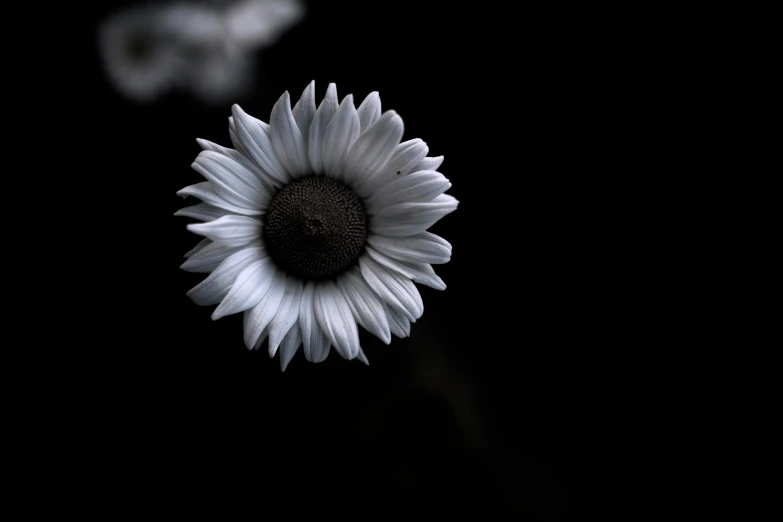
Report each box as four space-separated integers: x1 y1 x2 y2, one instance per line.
65 0 690 518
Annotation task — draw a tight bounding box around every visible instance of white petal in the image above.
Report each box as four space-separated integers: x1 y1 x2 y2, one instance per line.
359 256 423 322
174 202 235 222
356 348 370 366
184 238 211 258
279 325 302 371
191 150 271 211
177 181 263 215
186 246 264 306
180 241 251 273
270 91 309 177
367 232 452 264
410 155 444 173
337 268 391 344
196 137 276 192
321 94 360 179
383 139 429 177
231 104 289 185
187 215 261 247
252 328 269 351
370 195 458 237
267 279 304 357
365 247 446 291
228 116 250 158
344 111 404 184
308 83 338 174
385 304 411 338
314 281 359 360
355 139 429 199
292 81 316 152
212 258 277 320
356 91 381 133
433 194 459 206
365 170 451 214
241 271 287 349
299 282 330 363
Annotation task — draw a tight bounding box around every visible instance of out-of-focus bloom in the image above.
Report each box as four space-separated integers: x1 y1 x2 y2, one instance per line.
99 0 305 103
177 39 255 103
176 82 458 370
98 4 186 102
224 0 305 47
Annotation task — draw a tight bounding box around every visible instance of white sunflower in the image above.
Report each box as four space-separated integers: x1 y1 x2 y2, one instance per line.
176 82 458 370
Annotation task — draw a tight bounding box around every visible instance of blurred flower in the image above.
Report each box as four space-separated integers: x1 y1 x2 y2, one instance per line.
98 4 186 102
177 37 256 102
99 0 305 103
224 0 305 47
176 82 458 370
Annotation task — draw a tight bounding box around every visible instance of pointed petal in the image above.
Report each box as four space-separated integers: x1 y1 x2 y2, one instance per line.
196 137 276 192
267 279 304 357
279 325 302 371
410 155 444 174
359 256 423 322
191 150 271 211
270 91 309 177
184 238 211 258
322 94 361 180
174 202 236 222
212 258 277 320
386 305 411 338
308 83 338 174
299 282 330 363
180 241 250 273
365 170 451 214
367 232 452 264
344 110 404 184
177 181 263 215
292 81 316 152
369 195 458 237
356 91 381 133
228 116 250 158
337 268 391 344
356 348 370 366
186 246 265 306
355 139 430 198
187 215 261 247
314 281 360 360
242 272 287 349
232 104 289 185
365 247 446 290
251 328 269 351
383 139 429 177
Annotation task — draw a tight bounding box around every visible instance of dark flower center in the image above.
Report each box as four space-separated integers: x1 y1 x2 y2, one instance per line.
263 176 368 280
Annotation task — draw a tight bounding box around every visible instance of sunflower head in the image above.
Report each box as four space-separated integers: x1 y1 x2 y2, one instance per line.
176 81 457 370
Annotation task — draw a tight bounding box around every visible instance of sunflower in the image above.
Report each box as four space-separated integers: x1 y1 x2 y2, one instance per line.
176 82 458 370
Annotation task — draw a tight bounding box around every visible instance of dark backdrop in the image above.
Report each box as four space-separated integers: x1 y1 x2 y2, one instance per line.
70 0 689 518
